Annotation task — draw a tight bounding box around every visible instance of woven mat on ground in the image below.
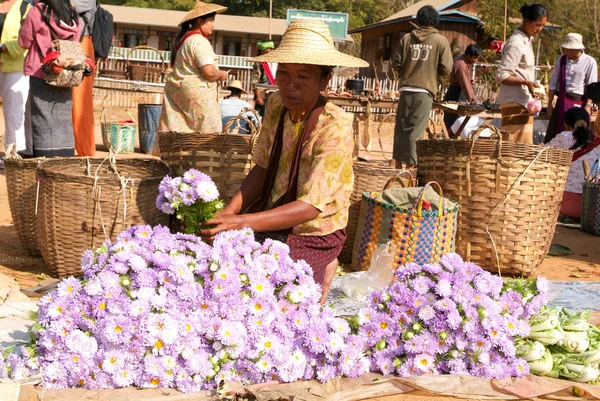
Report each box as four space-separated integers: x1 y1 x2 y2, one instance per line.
7 373 600 401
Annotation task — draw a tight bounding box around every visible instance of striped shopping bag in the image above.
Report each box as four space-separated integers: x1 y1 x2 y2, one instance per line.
582 160 600 236
352 181 459 271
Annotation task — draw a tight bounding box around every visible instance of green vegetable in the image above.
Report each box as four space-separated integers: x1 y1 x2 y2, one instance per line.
528 349 554 376
516 339 546 362
559 362 599 383
528 327 564 345
530 308 560 332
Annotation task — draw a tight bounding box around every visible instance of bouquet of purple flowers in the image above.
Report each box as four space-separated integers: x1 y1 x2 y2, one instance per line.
2 226 368 391
352 253 548 379
156 169 225 234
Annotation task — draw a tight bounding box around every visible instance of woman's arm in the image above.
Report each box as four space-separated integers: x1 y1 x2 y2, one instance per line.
18 5 38 50
200 200 319 241
496 38 539 96
200 64 227 82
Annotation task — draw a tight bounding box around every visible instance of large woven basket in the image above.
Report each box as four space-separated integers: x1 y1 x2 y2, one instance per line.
36 158 171 278
4 153 46 256
416 126 573 276
158 131 258 203
339 162 415 267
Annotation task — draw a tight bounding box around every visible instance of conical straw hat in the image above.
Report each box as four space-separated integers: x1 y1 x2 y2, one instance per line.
226 80 247 94
179 1 227 26
249 19 368 68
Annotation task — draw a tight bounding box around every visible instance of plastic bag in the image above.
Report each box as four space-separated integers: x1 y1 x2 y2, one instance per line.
527 97 542 116
340 242 396 301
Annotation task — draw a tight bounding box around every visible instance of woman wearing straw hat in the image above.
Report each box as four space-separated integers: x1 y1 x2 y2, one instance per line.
220 79 256 134
159 0 228 134
200 19 368 303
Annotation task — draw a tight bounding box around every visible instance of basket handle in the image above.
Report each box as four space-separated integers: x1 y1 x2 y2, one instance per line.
377 112 396 161
414 181 444 218
587 159 600 183
468 124 504 160
126 110 137 123
126 46 165 68
101 107 107 125
383 170 414 190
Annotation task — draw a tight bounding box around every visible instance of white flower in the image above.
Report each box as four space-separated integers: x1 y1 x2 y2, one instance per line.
329 333 345 352
289 285 308 303
196 181 219 202
256 358 272 372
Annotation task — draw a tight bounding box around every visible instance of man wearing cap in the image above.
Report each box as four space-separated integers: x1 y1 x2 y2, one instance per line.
252 40 277 117
220 80 257 134
545 33 598 143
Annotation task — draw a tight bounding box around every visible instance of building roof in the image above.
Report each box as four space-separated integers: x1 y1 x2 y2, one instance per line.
103 4 288 36
349 0 473 33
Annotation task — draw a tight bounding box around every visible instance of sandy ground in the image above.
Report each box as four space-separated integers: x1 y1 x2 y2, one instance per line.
0 107 598 289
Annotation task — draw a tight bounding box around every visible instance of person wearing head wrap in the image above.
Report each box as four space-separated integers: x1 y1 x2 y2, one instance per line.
200 20 369 304
158 1 228 136
252 39 277 117
547 107 600 220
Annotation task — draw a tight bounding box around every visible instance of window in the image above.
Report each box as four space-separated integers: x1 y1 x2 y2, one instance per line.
123 29 145 48
223 36 242 56
384 33 393 60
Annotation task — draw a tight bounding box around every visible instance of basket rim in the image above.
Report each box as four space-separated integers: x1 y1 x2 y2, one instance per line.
362 191 460 215
37 158 171 183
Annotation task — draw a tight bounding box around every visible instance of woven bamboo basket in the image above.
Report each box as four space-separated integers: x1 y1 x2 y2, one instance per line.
158 130 258 203
339 164 415 268
126 46 166 83
339 113 417 267
36 157 171 278
4 148 46 256
416 125 573 276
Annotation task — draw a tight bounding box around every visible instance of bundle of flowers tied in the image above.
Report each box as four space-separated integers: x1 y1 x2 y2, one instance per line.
0 169 551 391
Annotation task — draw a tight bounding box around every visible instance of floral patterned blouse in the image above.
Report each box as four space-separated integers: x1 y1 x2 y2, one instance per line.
252 92 354 236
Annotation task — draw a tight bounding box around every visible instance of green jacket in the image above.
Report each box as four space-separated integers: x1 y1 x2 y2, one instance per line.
1 0 31 73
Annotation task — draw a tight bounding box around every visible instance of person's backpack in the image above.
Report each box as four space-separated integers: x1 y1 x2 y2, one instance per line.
90 3 113 59
19 0 32 21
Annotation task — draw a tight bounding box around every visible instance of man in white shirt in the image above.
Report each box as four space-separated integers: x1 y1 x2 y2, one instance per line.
220 80 257 134
545 33 598 143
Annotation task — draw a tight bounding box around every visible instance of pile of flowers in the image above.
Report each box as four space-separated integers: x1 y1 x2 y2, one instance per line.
0 226 368 391
351 253 549 379
156 169 224 234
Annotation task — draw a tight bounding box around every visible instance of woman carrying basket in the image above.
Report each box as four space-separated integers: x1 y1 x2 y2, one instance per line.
159 0 228 134
199 20 369 303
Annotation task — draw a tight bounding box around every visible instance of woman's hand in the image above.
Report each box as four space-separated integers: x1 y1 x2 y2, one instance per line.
198 214 249 242
546 103 553 117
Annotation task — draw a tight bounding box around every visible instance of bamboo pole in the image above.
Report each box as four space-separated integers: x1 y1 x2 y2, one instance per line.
269 0 273 40
503 0 508 42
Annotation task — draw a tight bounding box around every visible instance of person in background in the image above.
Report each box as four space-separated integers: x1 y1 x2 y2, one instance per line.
544 33 597 144
19 0 84 157
200 20 368 303
547 107 600 221
252 40 277 118
0 0 32 164
496 4 547 144
220 79 257 134
443 44 482 135
391 5 452 168
71 0 96 156
159 0 228 134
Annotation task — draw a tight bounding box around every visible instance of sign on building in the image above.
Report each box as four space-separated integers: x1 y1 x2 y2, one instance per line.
286 9 349 41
